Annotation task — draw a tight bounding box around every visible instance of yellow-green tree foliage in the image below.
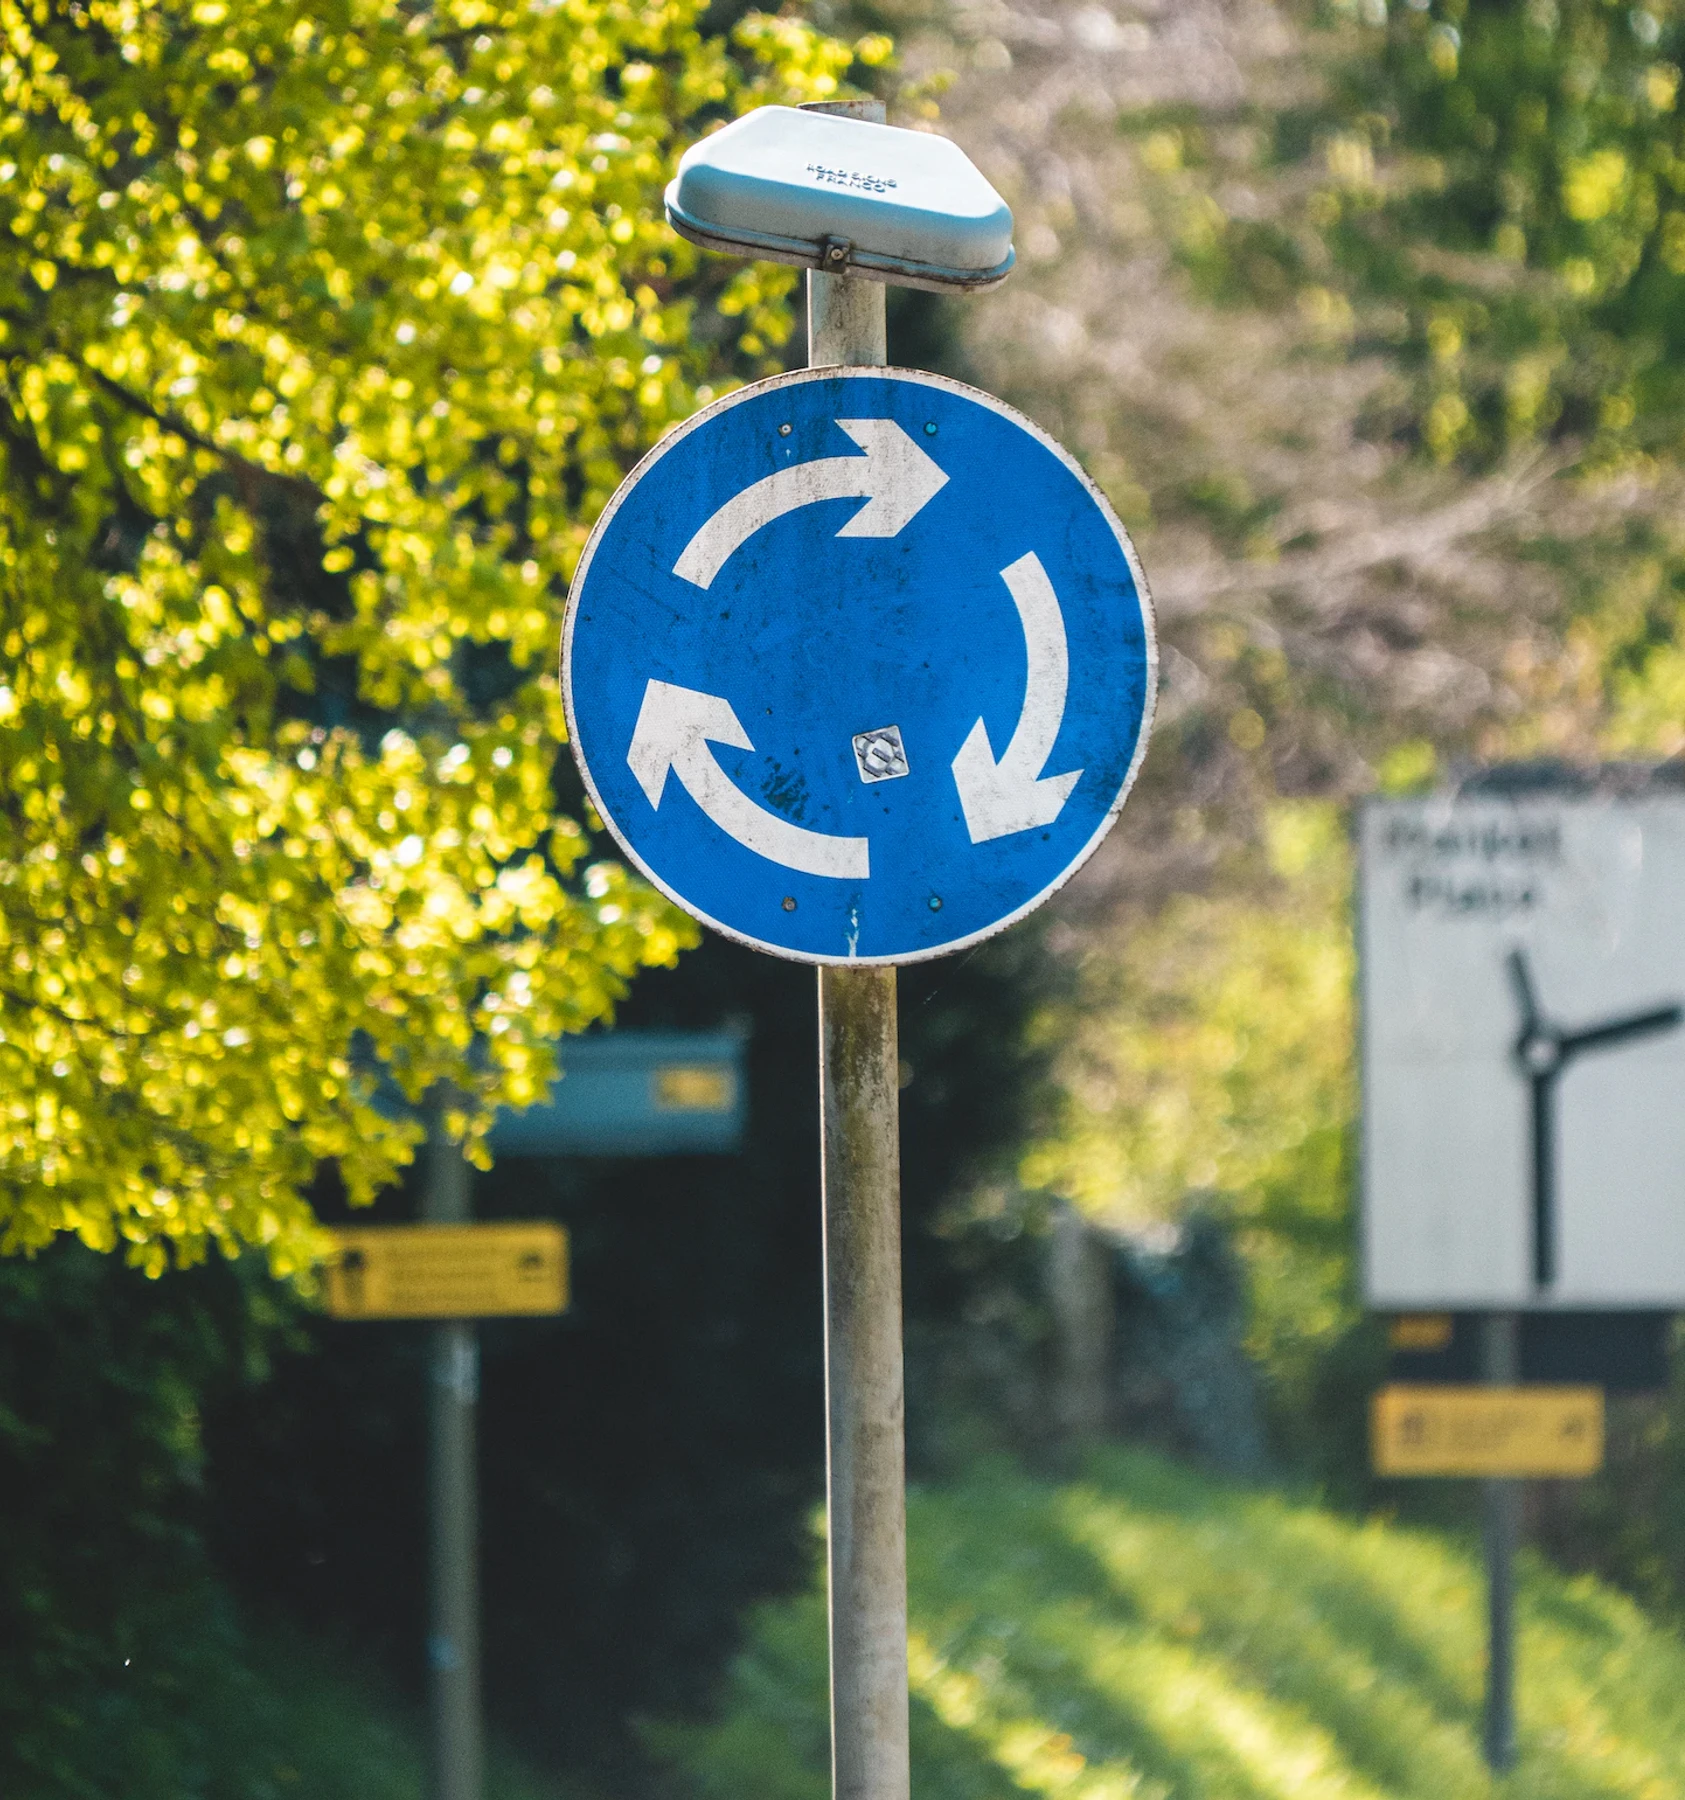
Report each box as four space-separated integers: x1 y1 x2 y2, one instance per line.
1275 0 1685 761
0 0 868 1272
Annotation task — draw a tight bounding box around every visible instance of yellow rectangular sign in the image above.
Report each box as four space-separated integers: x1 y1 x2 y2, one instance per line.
324 1222 568 1321
1371 1383 1603 1478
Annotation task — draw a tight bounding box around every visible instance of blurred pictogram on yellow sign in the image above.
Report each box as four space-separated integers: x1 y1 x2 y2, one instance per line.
325 1222 568 1321
654 1063 736 1112
1372 1383 1603 1477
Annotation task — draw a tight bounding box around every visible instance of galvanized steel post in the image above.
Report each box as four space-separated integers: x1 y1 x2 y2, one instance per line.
424 1099 483 1800
1481 1310 1520 1774
803 94 912 1800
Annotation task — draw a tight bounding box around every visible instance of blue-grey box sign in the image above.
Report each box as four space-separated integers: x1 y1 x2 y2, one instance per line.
488 1029 746 1157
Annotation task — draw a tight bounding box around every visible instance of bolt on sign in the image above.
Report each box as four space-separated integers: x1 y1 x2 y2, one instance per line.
324 1222 568 1321
1371 1383 1604 1478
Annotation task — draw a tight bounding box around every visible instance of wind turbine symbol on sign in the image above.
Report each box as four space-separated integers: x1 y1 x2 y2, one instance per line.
1505 948 1683 1292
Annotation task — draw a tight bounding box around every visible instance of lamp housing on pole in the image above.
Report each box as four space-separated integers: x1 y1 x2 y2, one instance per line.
664 105 1015 293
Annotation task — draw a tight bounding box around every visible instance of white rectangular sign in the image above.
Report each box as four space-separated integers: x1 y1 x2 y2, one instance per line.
1360 793 1685 1308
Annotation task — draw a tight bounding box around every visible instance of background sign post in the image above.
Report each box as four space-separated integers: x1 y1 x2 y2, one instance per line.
424 1098 483 1800
805 94 912 1800
329 1030 730 1800
1480 1310 1520 1774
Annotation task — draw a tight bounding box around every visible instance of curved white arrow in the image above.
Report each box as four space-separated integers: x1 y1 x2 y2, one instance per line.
951 552 1083 844
627 680 869 880
673 420 949 590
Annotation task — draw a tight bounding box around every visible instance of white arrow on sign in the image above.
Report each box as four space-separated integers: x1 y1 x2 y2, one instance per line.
951 551 1083 844
627 680 870 880
673 419 948 591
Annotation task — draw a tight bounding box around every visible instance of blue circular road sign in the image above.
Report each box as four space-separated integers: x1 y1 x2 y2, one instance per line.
563 367 1156 964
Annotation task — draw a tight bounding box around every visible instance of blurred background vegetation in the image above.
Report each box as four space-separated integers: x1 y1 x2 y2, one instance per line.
9 0 1685 1793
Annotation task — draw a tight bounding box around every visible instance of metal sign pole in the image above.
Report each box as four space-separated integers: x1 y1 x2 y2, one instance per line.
1480 1310 1519 1774
805 94 912 1800
564 89 1149 1800
424 1101 483 1800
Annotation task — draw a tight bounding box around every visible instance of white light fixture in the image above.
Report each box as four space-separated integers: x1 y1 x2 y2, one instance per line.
665 105 1015 293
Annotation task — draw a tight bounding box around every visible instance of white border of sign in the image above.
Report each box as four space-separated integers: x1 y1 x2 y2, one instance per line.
561 365 1159 966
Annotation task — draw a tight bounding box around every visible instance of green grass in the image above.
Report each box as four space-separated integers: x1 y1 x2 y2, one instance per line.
49 1611 576 1800
655 1448 1685 1800
219 1623 577 1800
229 1625 570 1800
